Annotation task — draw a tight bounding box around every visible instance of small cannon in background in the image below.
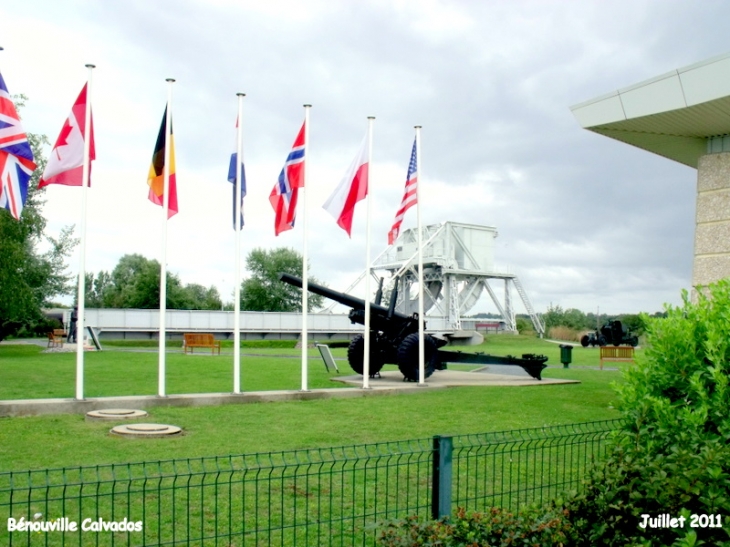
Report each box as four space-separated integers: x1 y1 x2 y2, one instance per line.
279 273 548 381
580 320 639 347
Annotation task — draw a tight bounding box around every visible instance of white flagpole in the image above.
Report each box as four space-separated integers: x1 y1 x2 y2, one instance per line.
415 126 425 385
74 63 95 401
301 104 311 392
233 92 245 394
363 116 374 389
158 78 174 398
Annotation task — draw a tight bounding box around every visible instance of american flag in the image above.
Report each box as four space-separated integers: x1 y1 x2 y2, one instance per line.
0 71 36 220
269 121 305 235
388 138 418 244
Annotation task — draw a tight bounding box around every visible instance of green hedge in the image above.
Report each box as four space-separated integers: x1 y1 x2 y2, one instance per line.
565 281 730 546
377 506 575 546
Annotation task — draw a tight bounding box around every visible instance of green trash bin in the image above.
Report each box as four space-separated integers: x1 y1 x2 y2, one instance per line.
559 344 573 368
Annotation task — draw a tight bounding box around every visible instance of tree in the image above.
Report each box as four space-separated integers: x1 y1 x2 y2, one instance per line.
85 254 224 310
84 271 113 308
182 283 223 310
562 308 588 330
241 247 324 312
542 303 564 329
0 97 77 341
87 254 186 309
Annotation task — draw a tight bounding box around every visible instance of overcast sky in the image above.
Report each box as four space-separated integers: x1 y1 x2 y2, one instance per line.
3 0 728 316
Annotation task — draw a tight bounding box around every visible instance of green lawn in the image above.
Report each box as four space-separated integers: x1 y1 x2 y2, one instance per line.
0 336 629 472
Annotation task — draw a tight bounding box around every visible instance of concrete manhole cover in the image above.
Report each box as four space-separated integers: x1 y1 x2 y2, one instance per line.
110 423 182 437
86 409 149 421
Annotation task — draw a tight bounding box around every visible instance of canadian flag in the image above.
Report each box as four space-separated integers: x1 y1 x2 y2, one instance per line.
323 133 368 237
39 84 95 188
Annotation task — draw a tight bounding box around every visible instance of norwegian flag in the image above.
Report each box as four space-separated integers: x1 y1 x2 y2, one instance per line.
0 71 36 220
269 121 305 235
388 138 418 244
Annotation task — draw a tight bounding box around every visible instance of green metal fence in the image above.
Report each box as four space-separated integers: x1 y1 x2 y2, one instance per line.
0 419 621 546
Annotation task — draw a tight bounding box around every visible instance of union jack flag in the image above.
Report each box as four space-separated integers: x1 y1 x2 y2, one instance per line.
269 121 305 235
0 71 36 220
388 137 418 244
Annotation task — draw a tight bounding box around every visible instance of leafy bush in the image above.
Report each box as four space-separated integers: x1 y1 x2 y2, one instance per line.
565 281 730 546
377 506 575 547
14 316 62 338
515 317 534 335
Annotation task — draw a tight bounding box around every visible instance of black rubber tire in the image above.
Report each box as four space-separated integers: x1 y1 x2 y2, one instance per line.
347 335 385 376
580 335 590 348
629 336 639 347
397 333 437 382
597 335 607 347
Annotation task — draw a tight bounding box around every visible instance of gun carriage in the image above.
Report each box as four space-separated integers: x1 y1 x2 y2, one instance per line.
580 320 639 348
279 273 548 381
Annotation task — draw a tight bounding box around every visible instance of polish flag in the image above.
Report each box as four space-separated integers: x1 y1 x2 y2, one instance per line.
39 84 95 188
323 134 368 237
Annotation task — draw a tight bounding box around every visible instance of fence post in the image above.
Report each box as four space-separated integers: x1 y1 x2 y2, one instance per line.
431 435 453 519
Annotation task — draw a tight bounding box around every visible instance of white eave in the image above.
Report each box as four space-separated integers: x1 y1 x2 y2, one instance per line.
570 52 730 168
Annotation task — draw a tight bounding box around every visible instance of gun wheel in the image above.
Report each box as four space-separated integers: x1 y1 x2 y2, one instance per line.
580 335 590 347
347 335 385 376
397 333 437 382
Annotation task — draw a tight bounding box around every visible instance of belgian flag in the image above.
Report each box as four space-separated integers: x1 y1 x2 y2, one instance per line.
147 106 178 217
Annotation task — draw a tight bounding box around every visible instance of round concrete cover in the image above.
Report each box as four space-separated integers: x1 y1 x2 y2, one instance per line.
87 409 149 420
110 423 182 437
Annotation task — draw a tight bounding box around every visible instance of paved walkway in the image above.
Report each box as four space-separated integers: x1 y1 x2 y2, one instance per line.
0 369 578 418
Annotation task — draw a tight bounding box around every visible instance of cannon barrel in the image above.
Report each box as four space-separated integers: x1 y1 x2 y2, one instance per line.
278 272 406 319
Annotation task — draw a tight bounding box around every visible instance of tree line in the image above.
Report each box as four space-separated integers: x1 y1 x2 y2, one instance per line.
83 248 324 312
537 303 666 335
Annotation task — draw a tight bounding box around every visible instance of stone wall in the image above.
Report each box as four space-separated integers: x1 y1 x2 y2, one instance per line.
693 152 730 287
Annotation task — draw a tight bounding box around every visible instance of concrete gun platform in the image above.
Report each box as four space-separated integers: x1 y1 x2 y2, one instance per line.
333 366 579 388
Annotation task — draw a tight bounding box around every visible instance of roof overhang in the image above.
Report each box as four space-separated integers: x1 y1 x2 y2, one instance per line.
570 52 730 168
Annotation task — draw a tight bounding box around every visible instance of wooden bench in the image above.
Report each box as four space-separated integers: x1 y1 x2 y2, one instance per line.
47 329 66 348
183 333 221 355
599 346 635 369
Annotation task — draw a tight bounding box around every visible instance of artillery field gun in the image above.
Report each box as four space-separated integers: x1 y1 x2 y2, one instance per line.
580 319 639 348
279 273 548 381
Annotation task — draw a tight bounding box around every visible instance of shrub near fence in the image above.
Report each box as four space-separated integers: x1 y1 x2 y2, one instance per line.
0 419 621 547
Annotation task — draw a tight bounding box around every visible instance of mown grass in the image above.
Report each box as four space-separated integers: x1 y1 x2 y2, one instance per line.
0 335 629 473
0 344 340 399
0 335 629 399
